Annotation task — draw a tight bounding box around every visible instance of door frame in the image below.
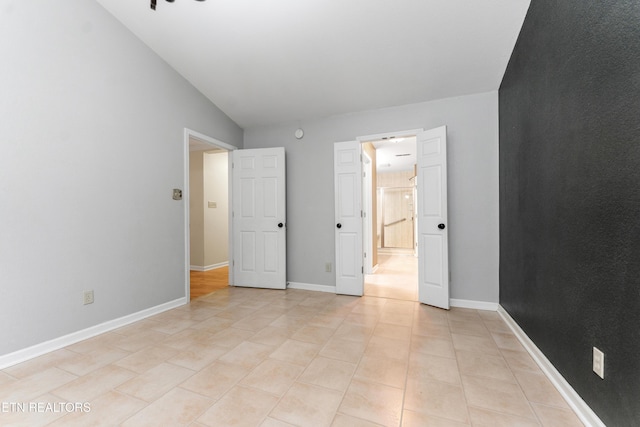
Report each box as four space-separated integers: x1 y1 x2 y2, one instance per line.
355 128 424 296
183 128 238 301
362 151 373 274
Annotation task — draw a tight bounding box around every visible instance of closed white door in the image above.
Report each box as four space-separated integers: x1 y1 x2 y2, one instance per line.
417 126 449 309
334 141 363 296
232 147 286 289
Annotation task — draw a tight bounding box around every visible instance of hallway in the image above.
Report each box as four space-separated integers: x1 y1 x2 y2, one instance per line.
365 253 418 301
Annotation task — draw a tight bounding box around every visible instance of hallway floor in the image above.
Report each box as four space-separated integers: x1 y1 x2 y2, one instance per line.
0 288 583 426
365 254 418 301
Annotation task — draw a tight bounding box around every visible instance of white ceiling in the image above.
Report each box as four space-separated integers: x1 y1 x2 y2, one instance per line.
96 0 530 128
372 137 417 173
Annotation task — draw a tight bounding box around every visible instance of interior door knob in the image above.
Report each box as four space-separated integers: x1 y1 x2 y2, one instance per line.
438 223 445 230
278 223 284 228
336 223 342 229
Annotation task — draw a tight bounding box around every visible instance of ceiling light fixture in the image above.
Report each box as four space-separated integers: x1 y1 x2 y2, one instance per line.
150 0 206 11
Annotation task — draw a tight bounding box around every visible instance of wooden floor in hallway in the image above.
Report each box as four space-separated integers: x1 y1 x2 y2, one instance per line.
190 266 229 300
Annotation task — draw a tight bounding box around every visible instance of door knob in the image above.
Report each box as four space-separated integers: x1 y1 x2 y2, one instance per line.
336 223 342 229
278 223 284 228
438 223 445 230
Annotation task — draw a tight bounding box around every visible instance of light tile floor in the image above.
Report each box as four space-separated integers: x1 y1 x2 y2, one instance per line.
365 254 418 301
0 288 584 426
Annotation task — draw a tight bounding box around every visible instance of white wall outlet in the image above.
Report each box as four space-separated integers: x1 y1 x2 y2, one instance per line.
325 262 332 273
83 290 94 305
593 346 604 379
208 201 217 208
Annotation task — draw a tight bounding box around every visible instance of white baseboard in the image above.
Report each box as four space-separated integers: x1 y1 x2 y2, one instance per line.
0 297 187 370
497 306 605 427
287 282 336 293
190 262 228 272
450 298 499 311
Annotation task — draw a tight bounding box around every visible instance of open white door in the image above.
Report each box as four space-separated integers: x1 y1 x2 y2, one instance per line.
417 126 449 309
334 141 363 296
232 147 286 289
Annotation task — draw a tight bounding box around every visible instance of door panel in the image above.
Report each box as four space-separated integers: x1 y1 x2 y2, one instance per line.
417 126 449 309
232 147 286 289
334 141 363 296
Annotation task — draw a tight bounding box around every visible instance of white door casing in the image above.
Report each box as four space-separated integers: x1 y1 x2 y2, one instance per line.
417 126 449 309
334 141 363 296
232 147 286 289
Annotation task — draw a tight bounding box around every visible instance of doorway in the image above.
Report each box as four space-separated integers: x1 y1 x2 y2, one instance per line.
363 135 419 301
184 129 236 300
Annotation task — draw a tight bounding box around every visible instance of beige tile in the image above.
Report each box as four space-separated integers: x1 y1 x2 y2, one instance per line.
447 308 482 322
210 327 256 348
308 313 345 329
513 370 569 408
448 319 491 337
299 357 356 391
451 334 500 356
271 382 343 427
180 361 250 400
2 349 77 379
354 355 407 388
116 362 194 402
320 337 368 363
339 379 403 427
121 387 212 427
260 417 297 427
332 412 384 427
383 300 416 314
291 325 336 345
161 328 217 350
477 310 501 321
500 349 540 372
65 333 124 354
379 311 413 327
404 378 469 423
461 375 536 419
240 359 304 396
491 332 525 351
530 403 584 427
373 323 412 341
269 339 321 367
414 306 449 326
411 335 455 358
218 341 274 369
55 346 130 376
48 390 147 427
344 312 380 327
112 319 165 336
456 351 516 383
269 314 308 332
0 367 77 402
365 336 410 361
482 319 512 334
190 317 234 334
112 330 169 353
402 410 470 426
168 342 228 370
411 322 452 339
114 344 179 374
408 353 460 385
197 385 279 427
51 364 135 401
468 407 540 427
232 315 279 332
249 326 292 347
148 318 197 335
334 323 375 343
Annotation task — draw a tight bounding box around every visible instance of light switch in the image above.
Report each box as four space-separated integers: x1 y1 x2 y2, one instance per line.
208 201 217 208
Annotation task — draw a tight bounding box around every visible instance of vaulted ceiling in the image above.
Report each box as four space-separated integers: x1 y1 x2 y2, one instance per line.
96 0 530 128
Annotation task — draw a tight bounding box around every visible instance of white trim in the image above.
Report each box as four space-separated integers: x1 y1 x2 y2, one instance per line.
190 262 229 272
498 306 606 427
0 298 187 370
287 282 336 294
356 128 424 142
450 298 498 311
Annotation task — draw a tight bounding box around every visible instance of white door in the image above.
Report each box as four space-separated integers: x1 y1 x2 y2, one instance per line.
232 147 286 289
334 141 363 296
417 126 449 309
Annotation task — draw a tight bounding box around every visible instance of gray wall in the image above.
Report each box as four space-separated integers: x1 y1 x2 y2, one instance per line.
245 92 499 303
0 0 242 356
499 0 640 425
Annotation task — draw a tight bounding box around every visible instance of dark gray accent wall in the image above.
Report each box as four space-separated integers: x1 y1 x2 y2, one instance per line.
499 1 640 426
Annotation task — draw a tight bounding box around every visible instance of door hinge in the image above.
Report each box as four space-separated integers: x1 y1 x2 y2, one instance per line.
232 162 235 168
361 266 364 273
361 210 363 217
364 252 367 258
